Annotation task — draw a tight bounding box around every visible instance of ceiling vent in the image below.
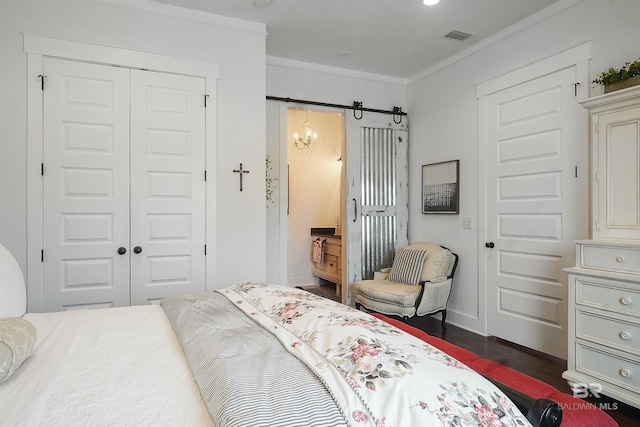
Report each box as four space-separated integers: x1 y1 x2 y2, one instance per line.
443 30 473 41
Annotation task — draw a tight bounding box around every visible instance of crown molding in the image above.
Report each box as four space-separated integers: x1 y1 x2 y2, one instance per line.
91 0 266 35
408 0 585 85
267 56 407 87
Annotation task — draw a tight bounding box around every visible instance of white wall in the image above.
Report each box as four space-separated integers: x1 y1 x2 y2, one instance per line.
287 109 342 286
0 0 267 295
407 0 640 334
265 102 286 285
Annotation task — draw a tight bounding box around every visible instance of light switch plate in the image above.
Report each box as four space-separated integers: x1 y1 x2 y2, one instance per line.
463 217 472 229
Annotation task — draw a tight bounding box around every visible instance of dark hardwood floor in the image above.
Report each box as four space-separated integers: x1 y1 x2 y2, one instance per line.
398 314 640 427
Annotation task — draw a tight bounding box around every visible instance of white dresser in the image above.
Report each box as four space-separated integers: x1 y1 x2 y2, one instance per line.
563 85 640 408
564 240 640 407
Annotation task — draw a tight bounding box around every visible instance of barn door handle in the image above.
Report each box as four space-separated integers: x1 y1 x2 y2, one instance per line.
353 198 357 222
485 242 495 248
133 246 142 254
117 247 127 255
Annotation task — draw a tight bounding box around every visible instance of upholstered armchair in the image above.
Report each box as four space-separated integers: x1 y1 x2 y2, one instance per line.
354 242 458 329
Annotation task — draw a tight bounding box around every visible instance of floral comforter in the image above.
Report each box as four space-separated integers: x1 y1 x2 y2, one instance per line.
215 282 530 427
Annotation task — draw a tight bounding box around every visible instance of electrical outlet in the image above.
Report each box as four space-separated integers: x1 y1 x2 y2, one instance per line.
463 217 472 229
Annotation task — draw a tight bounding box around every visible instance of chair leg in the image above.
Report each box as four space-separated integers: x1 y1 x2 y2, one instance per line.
441 309 447 330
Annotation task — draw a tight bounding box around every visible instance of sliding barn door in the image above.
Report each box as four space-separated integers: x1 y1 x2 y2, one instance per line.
345 113 408 305
42 58 206 310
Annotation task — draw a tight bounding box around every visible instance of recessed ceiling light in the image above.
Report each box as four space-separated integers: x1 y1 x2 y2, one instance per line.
253 0 271 8
339 50 352 57
423 0 440 5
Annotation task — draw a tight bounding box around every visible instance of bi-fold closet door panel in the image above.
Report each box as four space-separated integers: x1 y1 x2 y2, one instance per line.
42 58 205 311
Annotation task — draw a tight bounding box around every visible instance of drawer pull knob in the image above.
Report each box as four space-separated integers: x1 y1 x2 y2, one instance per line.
620 332 631 340
620 369 630 378
616 256 624 262
621 297 631 305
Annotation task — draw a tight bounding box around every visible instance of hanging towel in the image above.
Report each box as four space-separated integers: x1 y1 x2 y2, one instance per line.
312 239 325 263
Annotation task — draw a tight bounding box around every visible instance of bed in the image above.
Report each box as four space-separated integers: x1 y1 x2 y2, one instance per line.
1 304 212 426
0 243 616 426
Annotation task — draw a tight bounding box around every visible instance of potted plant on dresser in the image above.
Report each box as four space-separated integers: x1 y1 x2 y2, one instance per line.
593 57 640 93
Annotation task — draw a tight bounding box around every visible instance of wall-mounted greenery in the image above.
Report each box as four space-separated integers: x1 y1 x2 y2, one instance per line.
265 155 279 205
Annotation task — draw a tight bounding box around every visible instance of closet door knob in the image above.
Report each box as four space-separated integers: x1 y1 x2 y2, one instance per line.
117 247 126 255
133 246 142 254
485 242 495 248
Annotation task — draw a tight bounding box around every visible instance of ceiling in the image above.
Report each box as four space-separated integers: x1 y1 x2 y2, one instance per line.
153 0 559 79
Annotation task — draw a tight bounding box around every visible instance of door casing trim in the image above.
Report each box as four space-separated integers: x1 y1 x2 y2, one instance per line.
25 34 219 312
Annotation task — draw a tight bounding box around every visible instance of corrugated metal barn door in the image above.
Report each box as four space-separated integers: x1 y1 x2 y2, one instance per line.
345 113 408 305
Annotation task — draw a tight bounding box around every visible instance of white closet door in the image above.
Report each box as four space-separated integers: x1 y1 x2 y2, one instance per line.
129 69 206 304
43 58 131 311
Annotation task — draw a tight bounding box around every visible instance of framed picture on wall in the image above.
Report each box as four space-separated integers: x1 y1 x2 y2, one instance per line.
422 160 459 214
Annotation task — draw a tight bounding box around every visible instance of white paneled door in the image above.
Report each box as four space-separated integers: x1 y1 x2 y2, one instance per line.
43 59 131 310
43 58 206 311
129 70 206 305
483 66 578 359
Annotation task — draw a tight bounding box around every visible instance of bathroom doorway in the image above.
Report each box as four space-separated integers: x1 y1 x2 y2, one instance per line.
265 102 344 294
287 108 344 290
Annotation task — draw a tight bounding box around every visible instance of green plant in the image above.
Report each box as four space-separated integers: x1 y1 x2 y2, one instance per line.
593 58 640 86
265 155 279 204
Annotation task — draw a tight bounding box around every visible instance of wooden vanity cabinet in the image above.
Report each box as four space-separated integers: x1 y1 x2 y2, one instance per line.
310 235 342 299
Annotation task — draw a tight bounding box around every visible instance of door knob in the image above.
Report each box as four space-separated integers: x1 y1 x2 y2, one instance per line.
117 247 127 255
485 242 495 248
133 246 142 254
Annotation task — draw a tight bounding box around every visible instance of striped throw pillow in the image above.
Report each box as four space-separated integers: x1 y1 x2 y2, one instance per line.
388 247 428 286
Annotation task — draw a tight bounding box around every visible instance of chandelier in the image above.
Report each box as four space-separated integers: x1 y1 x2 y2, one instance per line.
293 113 318 155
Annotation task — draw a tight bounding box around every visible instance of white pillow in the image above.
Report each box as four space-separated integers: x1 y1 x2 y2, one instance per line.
388 247 428 286
0 243 26 317
0 317 36 384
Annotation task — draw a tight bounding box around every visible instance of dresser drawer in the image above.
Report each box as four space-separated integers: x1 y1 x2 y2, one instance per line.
576 278 640 317
324 241 341 257
577 310 640 356
582 244 640 275
576 343 640 394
